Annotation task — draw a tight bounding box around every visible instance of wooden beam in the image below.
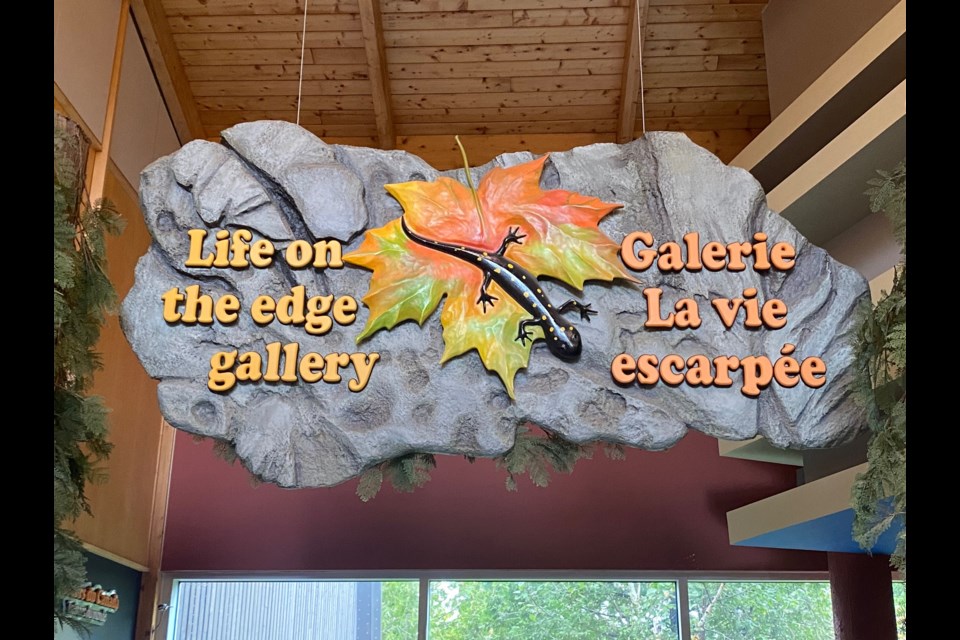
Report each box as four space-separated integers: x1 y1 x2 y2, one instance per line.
82 542 150 573
358 0 395 149
617 0 648 142
134 421 177 640
54 82 102 151
130 0 205 144
397 133 614 170
732 0 905 172
89 0 130 203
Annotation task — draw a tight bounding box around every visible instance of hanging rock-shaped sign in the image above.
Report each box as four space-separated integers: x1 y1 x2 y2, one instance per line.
121 121 868 488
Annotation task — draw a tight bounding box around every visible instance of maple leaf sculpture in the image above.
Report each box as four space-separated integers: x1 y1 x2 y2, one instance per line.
344 152 636 398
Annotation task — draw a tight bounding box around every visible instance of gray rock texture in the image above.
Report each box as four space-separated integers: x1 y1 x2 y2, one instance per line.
121 121 869 488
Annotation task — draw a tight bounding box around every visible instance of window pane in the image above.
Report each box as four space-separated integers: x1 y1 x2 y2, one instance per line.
687 581 833 640
172 580 419 640
382 581 420 640
428 581 679 640
893 581 906 640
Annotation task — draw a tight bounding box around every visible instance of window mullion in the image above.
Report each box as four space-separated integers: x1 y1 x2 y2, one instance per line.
678 578 692 640
417 577 430 640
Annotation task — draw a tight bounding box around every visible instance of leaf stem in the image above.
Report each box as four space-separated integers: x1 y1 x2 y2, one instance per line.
454 135 486 239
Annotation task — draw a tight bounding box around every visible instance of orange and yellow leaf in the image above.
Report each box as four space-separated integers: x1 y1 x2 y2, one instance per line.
344 154 635 398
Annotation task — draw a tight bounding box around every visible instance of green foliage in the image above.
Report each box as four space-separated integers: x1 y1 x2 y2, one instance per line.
865 163 906 249
381 580 868 640
356 467 383 502
381 582 420 640
354 426 623 500
425 581 678 640
851 160 906 576
892 581 906 639
496 425 590 491
211 438 239 465
356 452 437 500
191 434 267 488
688 581 834 640
53 116 124 628
195 423 623 501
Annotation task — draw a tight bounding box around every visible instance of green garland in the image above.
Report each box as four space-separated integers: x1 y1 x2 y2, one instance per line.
851 161 906 576
53 115 124 628
197 426 625 501
355 426 627 501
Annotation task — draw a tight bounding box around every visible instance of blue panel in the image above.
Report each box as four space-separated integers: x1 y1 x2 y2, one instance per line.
735 508 903 555
56 551 142 640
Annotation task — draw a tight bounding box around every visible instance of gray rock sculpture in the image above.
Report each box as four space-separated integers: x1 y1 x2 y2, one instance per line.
121 121 868 488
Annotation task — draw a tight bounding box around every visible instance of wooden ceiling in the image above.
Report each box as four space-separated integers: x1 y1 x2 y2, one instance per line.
153 0 771 168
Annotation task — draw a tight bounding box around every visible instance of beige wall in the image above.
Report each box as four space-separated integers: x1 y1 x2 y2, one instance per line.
113 19 181 188
763 0 900 117
54 0 180 181
54 0 120 143
72 165 168 569
822 212 901 281
55 1 180 568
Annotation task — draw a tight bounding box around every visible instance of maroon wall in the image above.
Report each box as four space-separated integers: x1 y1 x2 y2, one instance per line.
163 429 826 572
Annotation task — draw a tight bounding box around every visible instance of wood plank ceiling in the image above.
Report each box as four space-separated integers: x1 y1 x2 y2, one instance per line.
161 0 771 168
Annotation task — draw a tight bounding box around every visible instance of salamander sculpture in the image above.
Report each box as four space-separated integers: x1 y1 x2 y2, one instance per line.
400 216 597 360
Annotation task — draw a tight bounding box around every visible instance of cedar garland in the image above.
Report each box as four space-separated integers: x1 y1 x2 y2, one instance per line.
851 160 906 576
53 115 124 628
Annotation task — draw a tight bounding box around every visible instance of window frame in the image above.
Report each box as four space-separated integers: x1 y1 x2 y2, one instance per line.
157 570 832 640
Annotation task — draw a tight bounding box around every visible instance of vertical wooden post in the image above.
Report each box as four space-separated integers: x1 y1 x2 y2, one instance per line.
134 421 177 639
617 0 649 143
358 0 395 149
89 0 130 203
828 552 898 640
130 0 206 143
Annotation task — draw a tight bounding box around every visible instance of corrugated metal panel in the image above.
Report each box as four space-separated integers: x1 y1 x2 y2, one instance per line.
173 581 363 640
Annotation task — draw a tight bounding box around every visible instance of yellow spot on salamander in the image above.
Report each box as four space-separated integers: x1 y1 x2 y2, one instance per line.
476 257 482 261
494 268 501 274
549 327 554 333
523 292 529 298
541 315 547 321
547 304 552 308
568 326 574 331
483 252 488 256
537 288 542 293
522 275 526 280
507 264 514 269
553 336 558 341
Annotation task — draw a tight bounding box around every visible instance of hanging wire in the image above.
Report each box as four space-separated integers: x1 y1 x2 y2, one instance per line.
635 0 647 134
296 0 310 125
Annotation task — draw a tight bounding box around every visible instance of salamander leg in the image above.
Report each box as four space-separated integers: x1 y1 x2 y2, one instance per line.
477 272 498 313
558 300 598 322
496 226 527 255
514 318 537 346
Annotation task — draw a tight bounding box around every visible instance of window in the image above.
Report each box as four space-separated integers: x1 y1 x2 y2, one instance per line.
687 581 833 640
170 580 418 640
428 580 679 639
166 576 904 640
893 581 906 640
